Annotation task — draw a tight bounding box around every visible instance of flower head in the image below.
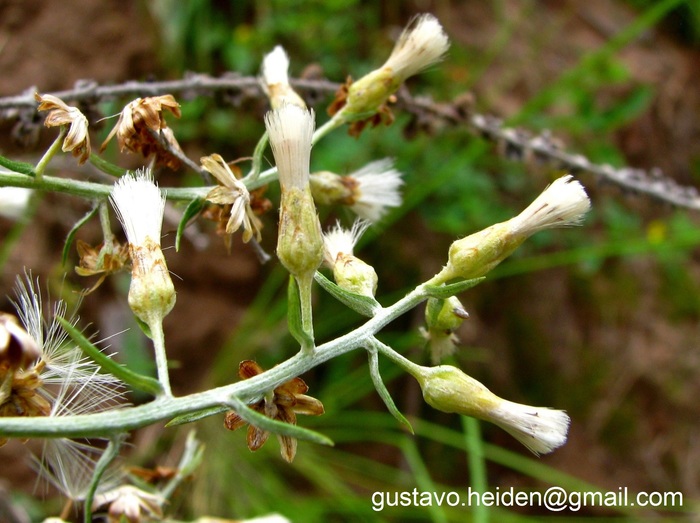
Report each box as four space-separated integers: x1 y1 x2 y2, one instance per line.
202 153 263 243
35 92 91 164
110 170 175 324
260 45 306 109
100 95 182 169
310 158 403 222
0 312 40 371
224 360 324 463
265 105 324 280
2 274 126 496
328 14 449 135
416 365 569 455
322 220 378 298
75 239 131 295
432 175 590 284
420 296 469 364
93 485 165 523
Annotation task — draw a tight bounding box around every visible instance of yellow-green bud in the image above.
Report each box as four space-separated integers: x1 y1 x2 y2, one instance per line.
431 175 590 284
422 297 469 364
416 365 569 454
309 171 354 206
277 186 324 279
322 220 377 297
110 170 176 325
127 238 176 324
338 14 449 121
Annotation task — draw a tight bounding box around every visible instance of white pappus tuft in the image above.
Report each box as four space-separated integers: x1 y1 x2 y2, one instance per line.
110 169 166 247
384 13 450 81
510 175 591 236
265 105 315 191
348 158 403 222
488 400 571 455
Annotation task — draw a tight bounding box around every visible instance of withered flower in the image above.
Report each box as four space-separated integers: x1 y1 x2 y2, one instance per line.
35 92 91 164
93 485 165 523
201 154 263 243
224 360 324 463
100 95 183 169
75 240 131 295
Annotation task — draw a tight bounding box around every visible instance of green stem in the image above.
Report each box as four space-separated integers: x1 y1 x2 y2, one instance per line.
245 130 269 182
34 127 67 179
56 316 163 397
83 434 124 523
148 317 172 398
312 115 344 145
98 201 115 251
296 272 315 353
0 283 433 438
463 415 489 523
0 169 210 201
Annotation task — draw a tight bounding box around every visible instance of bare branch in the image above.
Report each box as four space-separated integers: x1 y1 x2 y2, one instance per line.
1 74 698 211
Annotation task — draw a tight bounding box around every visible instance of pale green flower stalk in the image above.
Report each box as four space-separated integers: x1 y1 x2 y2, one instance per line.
265 105 323 351
429 175 591 285
322 219 378 298
110 170 176 396
260 45 306 109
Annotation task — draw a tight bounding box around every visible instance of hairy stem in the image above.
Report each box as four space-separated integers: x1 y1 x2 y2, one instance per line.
34 127 67 179
0 280 431 438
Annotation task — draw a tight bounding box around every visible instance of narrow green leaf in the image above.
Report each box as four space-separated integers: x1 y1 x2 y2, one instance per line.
56 316 163 396
88 153 126 177
176 198 205 251
166 405 229 427
368 349 413 433
0 154 36 176
314 271 381 317
62 203 99 266
287 276 314 348
227 396 334 447
423 277 484 299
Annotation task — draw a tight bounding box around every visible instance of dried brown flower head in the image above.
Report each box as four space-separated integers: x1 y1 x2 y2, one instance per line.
100 95 183 169
224 360 324 463
0 312 40 372
202 154 264 244
74 240 131 295
34 92 91 164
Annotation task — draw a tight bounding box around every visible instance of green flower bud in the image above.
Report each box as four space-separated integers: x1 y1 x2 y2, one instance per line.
416 365 569 455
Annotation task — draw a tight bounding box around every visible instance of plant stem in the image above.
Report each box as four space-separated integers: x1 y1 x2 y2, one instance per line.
463 415 489 523
83 435 124 523
0 280 432 438
149 317 172 397
246 130 269 182
34 127 66 179
296 272 315 353
312 115 343 145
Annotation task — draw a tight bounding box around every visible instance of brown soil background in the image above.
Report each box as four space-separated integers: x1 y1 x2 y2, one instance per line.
1 0 700 519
